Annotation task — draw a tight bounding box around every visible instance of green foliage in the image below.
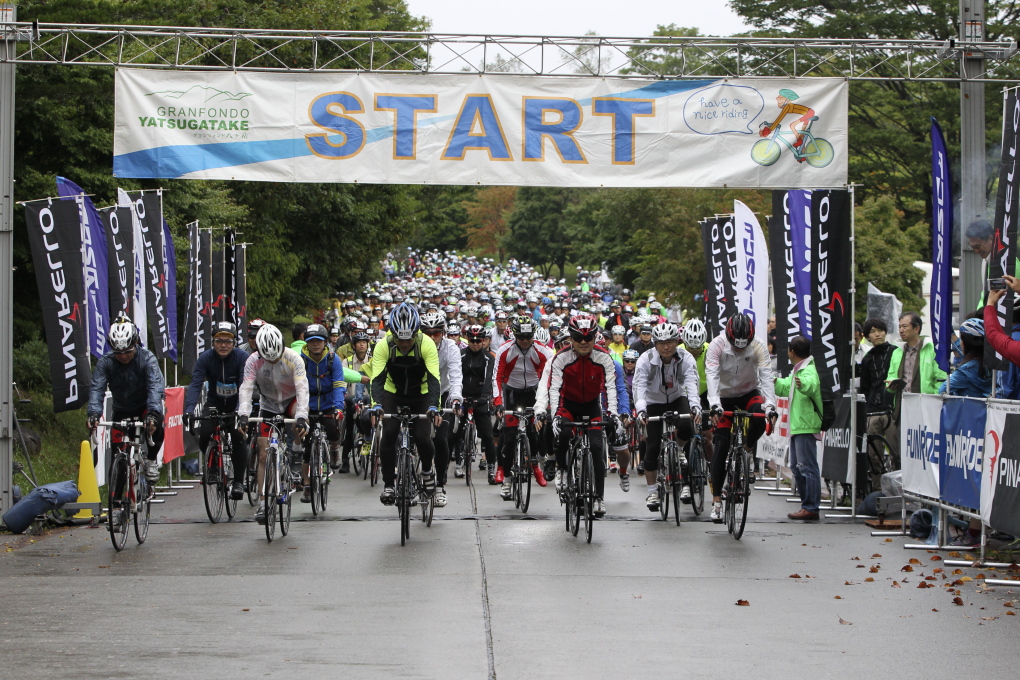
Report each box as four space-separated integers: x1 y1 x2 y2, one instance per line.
503 188 578 277
855 195 927 319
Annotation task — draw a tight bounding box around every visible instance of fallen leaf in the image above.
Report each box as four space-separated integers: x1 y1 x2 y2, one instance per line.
872 553 883 558
909 558 922 565
1008 611 1016 616
735 599 750 606
960 576 973 582
856 564 866 569
953 597 965 606
834 595 842 599
932 608 939 612
844 580 853 586
838 617 853 625
953 579 965 586
953 568 964 575
851 556 861 561
933 568 944 574
901 565 914 572
865 578 875 583
981 617 998 621
632 594 643 599
925 576 937 581
869 566 880 573
98 566 110 569
892 582 901 588
931 555 942 561
885 538 893 542
789 574 802 579
977 573 987 579
242 608 250 612
1005 601 1015 608
918 582 934 589
948 551 962 558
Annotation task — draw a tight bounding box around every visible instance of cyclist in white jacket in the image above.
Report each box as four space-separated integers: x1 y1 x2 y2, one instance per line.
237 324 310 524
704 313 776 522
633 323 701 511
421 311 463 508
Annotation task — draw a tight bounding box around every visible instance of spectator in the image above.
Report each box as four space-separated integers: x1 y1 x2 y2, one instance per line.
774 335 822 521
886 312 946 396
291 322 308 352
966 218 994 307
984 277 1020 369
939 315 991 398
987 278 1020 398
859 318 899 484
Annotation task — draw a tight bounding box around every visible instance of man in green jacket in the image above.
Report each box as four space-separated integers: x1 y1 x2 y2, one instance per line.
885 312 947 395
775 336 823 521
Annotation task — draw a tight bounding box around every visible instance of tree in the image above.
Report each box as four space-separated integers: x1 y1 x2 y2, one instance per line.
463 186 517 262
504 187 578 277
854 194 927 319
562 31 612 75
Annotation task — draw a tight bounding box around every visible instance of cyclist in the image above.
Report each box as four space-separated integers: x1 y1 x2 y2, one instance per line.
491 311 512 351
633 323 700 511
621 348 641 483
454 324 499 479
369 303 443 505
86 317 166 482
535 313 620 517
603 301 630 332
184 321 249 500
706 313 777 522
339 328 373 472
420 311 463 508
630 324 655 355
607 325 628 356
682 318 714 452
299 323 349 502
760 88 814 150
598 333 633 483
493 314 553 499
237 323 310 524
238 318 266 354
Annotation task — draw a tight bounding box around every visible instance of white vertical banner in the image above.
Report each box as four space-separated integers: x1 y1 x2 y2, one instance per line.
900 393 942 499
981 401 1020 525
118 188 147 345
734 199 770 345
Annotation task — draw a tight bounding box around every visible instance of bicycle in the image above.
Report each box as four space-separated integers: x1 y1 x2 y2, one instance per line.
306 412 335 516
646 412 693 526
862 410 897 495
751 117 834 168
685 433 708 516
100 419 154 551
384 407 436 546
718 409 771 540
510 406 536 513
457 398 485 486
244 428 260 508
366 420 382 487
558 416 602 544
195 409 239 523
249 416 299 542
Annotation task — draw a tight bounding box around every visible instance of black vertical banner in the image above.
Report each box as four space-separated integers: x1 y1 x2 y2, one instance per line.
100 205 134 319
24 201 91 412
701 216 738 338
198 229 214 350
131 191 172 360
987 88 1020 370
769 190 798 375
810 190 853 396
211 231 225 324
235 243 247 334
180 222 200 374
224 229 237 329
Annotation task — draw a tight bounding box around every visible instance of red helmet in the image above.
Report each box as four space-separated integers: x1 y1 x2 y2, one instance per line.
568 313 599 341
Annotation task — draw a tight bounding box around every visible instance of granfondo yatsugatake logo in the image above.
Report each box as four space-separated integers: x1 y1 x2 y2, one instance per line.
138 85 252 132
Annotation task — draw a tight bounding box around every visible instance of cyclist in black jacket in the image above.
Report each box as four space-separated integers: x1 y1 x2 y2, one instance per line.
453 324 498 479
185 321 251 500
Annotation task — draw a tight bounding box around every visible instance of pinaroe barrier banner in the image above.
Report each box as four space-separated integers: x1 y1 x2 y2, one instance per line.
986 409 1020 536
939 397 986 510
159 387 185 464
929 117 954 373
24 200 92 412
56 177 110 358
756 396 790 467
100 205 135 320
700 215 739 338
810 189 852 396
987 88 1020 370
113 69 848 189
981 401 1020 526
900 393 942 500
733 199 769 346
769 191 798 375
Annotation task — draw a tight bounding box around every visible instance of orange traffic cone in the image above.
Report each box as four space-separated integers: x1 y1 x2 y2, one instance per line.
75 440 101 519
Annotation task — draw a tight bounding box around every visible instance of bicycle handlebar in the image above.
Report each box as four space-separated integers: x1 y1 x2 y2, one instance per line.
646 412 693 423
557 418 604 429
98 419 145 428
246 416 300 424
720 410 769 418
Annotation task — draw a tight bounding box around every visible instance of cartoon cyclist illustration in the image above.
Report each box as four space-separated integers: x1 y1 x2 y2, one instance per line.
751 88 834 168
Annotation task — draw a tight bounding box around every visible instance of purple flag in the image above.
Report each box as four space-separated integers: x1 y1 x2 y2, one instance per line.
162 218 179 362
56 176 109 357
789 189 813 340
930 118 954 373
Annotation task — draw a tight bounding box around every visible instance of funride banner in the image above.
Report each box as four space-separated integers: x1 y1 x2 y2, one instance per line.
113 69 848 188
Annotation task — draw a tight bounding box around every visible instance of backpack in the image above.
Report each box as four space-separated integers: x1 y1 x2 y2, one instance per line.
813 393 836 432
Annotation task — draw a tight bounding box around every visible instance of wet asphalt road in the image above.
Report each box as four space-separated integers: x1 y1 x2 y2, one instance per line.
2 465 1018 679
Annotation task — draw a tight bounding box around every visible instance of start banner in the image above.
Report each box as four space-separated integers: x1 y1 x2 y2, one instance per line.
113 69 848 188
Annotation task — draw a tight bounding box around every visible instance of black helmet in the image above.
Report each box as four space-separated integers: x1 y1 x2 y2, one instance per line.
247 318 266 340
725 313 755 349
305 324 329 341
511 315 536 338
213 321 237 339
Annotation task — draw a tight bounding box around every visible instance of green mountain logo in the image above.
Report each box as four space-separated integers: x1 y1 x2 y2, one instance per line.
145 85 253 103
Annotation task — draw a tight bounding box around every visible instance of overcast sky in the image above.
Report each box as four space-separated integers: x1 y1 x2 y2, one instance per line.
404 0 751 38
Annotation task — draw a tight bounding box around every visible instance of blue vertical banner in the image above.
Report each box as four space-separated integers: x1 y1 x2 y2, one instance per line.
788 189 813 340
930 118 954 373
939 397 986 510
162 218 178 362
56 176 109 358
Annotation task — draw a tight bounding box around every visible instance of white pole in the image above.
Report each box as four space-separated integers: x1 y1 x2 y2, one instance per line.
849 184 858 518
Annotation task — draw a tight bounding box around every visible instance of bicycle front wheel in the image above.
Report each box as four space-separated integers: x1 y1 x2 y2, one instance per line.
688 437 706 516
398 450 412 545
582 450 595 544
264 450 278 542
671 451 683 527
107 455 130 552
464 422 476 486
134 475 151 544
731 447 751 540
246 436 260 507
751 138 781 166
370 427 382 487
279 453 292 536
517 435 532 513
203 443 225 524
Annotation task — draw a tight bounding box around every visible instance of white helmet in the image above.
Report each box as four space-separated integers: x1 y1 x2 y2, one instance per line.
256 323 285 362
682 318 708 350
650 323 680 343
611 325 626 336
108 318 138 352
534 328 550 344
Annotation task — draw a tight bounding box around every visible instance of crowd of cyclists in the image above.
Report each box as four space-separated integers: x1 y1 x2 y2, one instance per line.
86 248 780 529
